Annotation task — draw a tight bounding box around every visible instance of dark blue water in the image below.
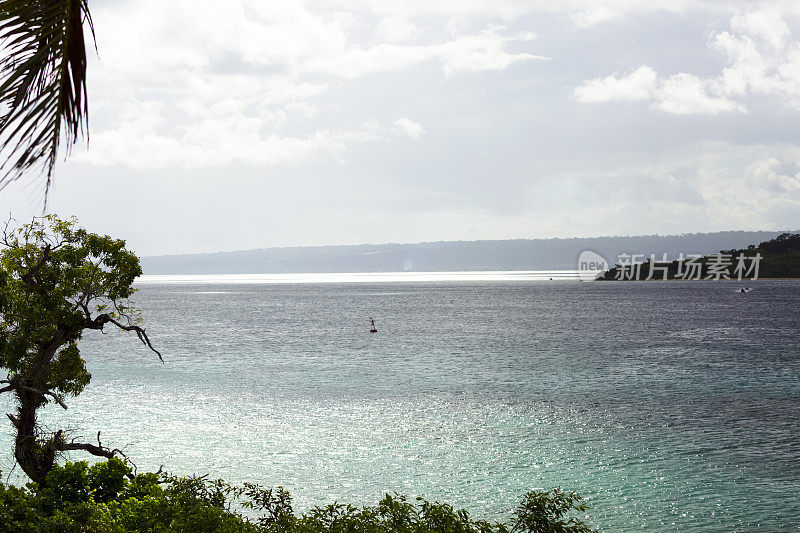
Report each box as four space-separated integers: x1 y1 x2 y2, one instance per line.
4 280 798 530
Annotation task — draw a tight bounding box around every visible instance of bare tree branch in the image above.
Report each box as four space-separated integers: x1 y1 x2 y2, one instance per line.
59 431 136 479
62 431 112 457
1 379 68 408
18 384 68 410
86 313 163 362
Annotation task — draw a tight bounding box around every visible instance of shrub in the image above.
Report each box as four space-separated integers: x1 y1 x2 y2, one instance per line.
0 460 595 532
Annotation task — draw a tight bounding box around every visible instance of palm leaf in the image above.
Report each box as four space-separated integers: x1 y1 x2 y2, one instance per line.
0 0 94 201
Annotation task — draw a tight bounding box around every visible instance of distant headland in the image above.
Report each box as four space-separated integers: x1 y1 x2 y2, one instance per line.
141 230 794 275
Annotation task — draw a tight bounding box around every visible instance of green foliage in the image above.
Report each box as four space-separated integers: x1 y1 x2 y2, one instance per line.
0 460 596 533
0 214 143 399
511 490 593 533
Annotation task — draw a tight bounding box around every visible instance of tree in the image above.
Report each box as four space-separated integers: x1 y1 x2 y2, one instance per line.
0 0 94 198
0 215 160 486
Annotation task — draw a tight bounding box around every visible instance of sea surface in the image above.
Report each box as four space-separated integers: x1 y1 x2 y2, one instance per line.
2 277 799 531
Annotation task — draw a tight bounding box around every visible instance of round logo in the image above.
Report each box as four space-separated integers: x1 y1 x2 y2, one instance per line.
577 250 608 282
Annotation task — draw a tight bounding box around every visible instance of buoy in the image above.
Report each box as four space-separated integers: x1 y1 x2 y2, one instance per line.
369 317 377 333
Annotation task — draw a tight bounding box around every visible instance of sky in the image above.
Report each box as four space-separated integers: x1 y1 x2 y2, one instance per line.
2 0 800 256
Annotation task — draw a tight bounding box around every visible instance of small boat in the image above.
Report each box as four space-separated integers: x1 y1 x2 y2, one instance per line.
369 317 377 333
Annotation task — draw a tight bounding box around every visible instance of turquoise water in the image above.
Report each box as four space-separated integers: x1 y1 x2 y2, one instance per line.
2 280 799 530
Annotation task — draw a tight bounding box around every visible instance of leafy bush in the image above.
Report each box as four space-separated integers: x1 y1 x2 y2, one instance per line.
0 459 595 532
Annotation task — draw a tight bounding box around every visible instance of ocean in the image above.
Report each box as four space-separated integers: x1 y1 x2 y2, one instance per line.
2 277 799 530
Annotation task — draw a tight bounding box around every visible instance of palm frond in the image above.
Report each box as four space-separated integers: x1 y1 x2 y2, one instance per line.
0 0 94 201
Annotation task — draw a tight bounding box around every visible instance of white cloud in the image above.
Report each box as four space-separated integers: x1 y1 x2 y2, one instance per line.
320 0 760 29
375 16 419 43
574 7 800 114
75 102 385 168
77 0 544 169
574 67 743 114
655 73 745 114
692 152 800 228
300 27 543 79
744 157 800 192
730 8 791 49
548 142 800 232
572 65 657 102
285 102 319 118
78 0 800 172
394 118 425 139
437 28 542 76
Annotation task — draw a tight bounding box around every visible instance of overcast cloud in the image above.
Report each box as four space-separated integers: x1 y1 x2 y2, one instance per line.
1 0 799 255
